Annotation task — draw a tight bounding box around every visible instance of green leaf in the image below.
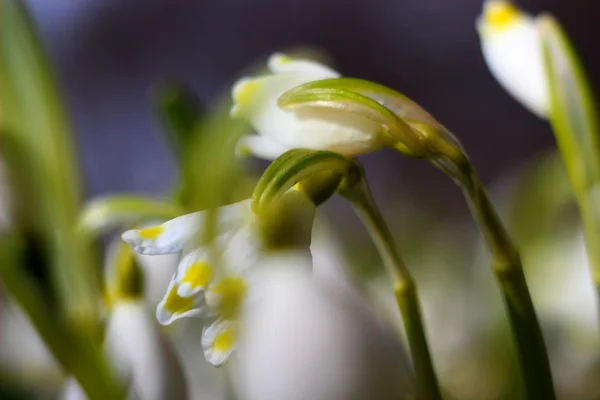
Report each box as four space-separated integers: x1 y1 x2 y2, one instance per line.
78 195 183 237
154 83 203 159
0 0 99 321
539 15 600 197
540 15 600 286
175 97 250 210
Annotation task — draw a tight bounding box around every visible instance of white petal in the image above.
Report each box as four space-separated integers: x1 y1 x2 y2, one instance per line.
220 224 263 275
232 75 383 158
156 277 211 325
122 200 252 255
201 318 237 367
233 265 414 400
267 53 340 77
236 135 291 160
175 247 214 297
106 301 188 400
477 1 549 117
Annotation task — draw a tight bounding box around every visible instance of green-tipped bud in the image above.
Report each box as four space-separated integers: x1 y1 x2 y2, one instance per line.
278 78 470 183
252 149 352 212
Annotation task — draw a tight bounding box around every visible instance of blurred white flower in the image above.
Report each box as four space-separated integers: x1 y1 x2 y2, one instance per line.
477 1 549 117
234 256 414 400
59 300 187 400
0 303 62 389
231 53 385 159
104 300 188 400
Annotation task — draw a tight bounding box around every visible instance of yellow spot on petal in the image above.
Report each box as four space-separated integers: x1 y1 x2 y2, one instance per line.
164 284 194 314
182 261 212 290
484 1 522 31
233 79 260 107
213 329 236 353
275 55 293 65
138 225 164 239
211 276 247 319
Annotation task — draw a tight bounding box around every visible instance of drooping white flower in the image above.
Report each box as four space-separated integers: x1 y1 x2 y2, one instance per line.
233 258 415 400
231 53 386 159
58 301 188 400
477 1 549 117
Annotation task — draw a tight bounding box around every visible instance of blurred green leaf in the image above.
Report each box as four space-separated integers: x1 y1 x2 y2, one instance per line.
507 151 572 246
0 233 124 400
540 15 600 286
155 83 203 159
540 15 600 198
78 195 183 237
175 96 251 210
0 0 99 320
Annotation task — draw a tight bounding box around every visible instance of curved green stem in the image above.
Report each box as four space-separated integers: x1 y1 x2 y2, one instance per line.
339 165 442 400
458 165 556 400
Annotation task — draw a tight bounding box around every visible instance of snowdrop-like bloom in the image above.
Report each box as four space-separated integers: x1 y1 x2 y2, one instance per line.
234 258 414 400
122 199 266 367
231 53 386 159
477 1 549 117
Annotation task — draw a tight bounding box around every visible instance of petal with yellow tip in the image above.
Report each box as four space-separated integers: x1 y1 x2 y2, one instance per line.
267 53 339 77
156 278 210 325
201 318 237 367
477 1 549 117
122 200 253 255
176 248 214 298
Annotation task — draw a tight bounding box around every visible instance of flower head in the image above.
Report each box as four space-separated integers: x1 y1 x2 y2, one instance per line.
122 197 299 367
477 1 549 117
231 53 385 159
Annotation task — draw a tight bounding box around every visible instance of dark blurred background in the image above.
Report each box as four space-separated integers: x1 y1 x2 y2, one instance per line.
25 0 600 211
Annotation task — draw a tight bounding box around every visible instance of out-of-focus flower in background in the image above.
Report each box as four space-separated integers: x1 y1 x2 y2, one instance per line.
234 252 414 400
477 0 549 117
231 54 386 159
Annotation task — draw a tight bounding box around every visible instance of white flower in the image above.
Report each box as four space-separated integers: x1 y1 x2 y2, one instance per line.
104 301 188 400
59 301 188 400
233 259 414 400
231 53 386 159
477 1 549 117
122 199 268 367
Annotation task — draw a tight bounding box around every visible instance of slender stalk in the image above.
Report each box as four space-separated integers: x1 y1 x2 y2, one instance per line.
459 167 556 400
539 16 600 328
339 167 442 400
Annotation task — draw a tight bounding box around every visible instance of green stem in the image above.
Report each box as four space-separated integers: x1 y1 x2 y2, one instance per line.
460 168 556 400
339 168 442 400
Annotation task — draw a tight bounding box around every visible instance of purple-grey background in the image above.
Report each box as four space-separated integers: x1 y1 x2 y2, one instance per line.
24 0 600 213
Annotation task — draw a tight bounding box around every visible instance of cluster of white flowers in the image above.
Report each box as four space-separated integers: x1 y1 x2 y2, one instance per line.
122 200 261 366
